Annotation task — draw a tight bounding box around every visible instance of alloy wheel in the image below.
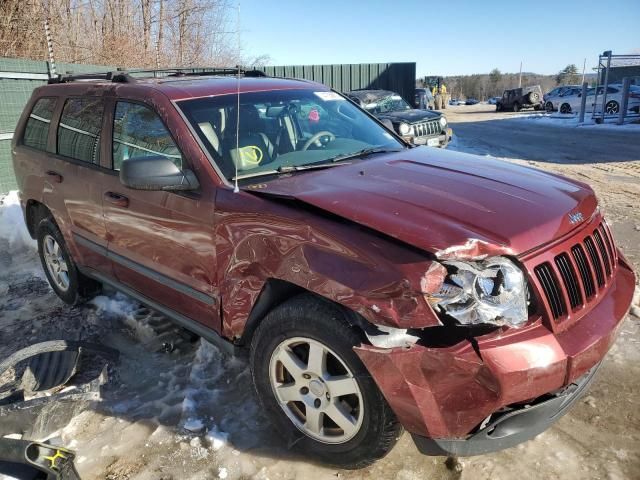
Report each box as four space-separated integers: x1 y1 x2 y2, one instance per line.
43 234 70 292
605 100 619 114
269 337 364 444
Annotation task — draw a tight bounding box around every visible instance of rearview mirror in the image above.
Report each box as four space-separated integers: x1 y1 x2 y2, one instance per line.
119 156 199 191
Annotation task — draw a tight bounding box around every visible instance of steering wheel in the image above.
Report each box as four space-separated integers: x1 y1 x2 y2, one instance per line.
302 131 336 151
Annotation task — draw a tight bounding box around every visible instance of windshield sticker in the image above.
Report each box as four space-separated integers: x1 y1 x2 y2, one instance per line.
314 91 344 101
308 108 320 123
390 95 402 100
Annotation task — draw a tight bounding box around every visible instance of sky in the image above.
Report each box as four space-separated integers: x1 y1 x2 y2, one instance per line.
239 0 640 77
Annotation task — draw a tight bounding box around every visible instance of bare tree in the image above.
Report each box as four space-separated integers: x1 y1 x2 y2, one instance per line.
0 0 259 69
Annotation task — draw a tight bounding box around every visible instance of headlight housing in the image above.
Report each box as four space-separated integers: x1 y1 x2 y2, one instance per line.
425 257 529 328
439 116 447 129
398 122 411 135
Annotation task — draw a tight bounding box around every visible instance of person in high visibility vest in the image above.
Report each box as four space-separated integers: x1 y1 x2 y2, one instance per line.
431 85 437 97
441 84 447 95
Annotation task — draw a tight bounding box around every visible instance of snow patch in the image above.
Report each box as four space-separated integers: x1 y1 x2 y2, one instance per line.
0 191 36 250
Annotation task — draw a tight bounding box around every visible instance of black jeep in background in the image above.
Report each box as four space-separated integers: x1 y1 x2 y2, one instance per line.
347 89 451 148
496 86 544 112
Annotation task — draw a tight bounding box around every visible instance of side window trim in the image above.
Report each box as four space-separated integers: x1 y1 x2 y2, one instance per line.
111 99 185 171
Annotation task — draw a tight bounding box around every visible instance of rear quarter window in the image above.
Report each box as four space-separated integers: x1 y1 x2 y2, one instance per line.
22 97 57 151
57 97 104 164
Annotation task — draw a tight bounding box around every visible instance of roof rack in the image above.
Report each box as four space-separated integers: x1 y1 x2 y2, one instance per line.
48 66 267 84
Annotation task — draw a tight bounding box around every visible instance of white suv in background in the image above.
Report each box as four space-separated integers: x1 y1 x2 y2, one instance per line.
555 84 640 115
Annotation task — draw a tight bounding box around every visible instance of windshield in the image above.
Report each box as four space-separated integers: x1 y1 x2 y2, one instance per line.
362 95 411 114
178 89 402 181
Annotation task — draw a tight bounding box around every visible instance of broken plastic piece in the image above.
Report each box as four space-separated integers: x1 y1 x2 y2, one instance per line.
365 324 420 349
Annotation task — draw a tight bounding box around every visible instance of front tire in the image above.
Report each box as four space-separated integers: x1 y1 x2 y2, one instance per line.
36 217 100 304
545 101 554 112
250 294 401 469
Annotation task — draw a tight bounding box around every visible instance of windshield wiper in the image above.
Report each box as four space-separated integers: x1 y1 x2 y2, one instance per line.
232 161 352 181
329 147 403 163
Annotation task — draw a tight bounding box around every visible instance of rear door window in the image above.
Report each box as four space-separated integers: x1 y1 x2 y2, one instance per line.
112 101 183 171
57 98 104 163
22 97 56 151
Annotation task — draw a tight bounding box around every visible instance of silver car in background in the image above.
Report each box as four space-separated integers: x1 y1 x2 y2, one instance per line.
544 85 580 112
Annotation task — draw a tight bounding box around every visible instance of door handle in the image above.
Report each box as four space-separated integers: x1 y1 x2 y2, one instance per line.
104 191 129 208
46 170 63 183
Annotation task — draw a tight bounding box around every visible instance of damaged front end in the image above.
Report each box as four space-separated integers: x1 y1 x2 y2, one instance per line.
354 250 635 455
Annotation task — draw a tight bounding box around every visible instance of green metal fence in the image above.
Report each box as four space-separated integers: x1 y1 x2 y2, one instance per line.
0 59 416 194
0 57 116 193
262 63 416 105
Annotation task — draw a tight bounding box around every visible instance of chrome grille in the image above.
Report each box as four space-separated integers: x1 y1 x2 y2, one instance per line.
534 220 617 321
412 119 440 137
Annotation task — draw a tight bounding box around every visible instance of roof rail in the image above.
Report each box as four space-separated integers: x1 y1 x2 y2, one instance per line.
48 71 132 84
47 66 267 84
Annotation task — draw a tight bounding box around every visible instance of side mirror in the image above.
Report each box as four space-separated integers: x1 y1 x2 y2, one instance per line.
119 156 199 191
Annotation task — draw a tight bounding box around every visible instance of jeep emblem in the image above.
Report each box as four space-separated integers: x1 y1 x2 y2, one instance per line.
568 212 584 224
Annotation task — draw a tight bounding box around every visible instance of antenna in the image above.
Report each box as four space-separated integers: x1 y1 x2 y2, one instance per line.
233 2 241 193
44 18 57 79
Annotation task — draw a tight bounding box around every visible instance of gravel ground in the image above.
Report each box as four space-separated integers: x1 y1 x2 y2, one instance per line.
1 106 639 479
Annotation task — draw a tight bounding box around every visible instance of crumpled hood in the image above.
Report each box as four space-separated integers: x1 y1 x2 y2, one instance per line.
377 109 441 124
247 147 597 257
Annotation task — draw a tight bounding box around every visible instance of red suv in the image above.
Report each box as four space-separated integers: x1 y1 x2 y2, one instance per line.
11 69 636 468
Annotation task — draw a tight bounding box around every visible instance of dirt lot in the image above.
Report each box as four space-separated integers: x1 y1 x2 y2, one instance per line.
1 105 639 479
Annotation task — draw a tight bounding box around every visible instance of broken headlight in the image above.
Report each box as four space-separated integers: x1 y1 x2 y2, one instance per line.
426 257 529 328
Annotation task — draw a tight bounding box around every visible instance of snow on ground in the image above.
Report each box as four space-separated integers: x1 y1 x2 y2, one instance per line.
511 111 640 130
0 191 36 251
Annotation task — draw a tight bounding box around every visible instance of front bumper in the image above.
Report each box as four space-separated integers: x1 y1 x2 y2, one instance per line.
412 362 600 456
354 259 635 454
403 128 452 148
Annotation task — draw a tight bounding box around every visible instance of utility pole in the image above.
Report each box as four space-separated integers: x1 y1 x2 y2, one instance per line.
518 61 522 88
581 58 586 84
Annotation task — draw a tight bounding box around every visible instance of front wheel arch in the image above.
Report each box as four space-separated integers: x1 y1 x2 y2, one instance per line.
236 279 372 348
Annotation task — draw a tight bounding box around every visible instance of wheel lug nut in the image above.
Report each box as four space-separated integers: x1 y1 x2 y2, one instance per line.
302 373 311 379
326 393 330 399
300 387 309 395
314 398 321 408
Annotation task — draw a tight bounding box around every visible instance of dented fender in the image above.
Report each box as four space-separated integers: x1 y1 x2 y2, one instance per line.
214 188 447 338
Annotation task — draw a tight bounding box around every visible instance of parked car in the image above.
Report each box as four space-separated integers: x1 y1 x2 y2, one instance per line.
347 89 451 147
12 69 635 468
543 85 580 112
555 84 640 115
414 88 434 110
496 85 544 112
465 97 479 105
487 96 500 105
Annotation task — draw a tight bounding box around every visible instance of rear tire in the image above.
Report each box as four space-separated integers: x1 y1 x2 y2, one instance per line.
560 103 572 114
36 217 100 304
250 294 401 469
